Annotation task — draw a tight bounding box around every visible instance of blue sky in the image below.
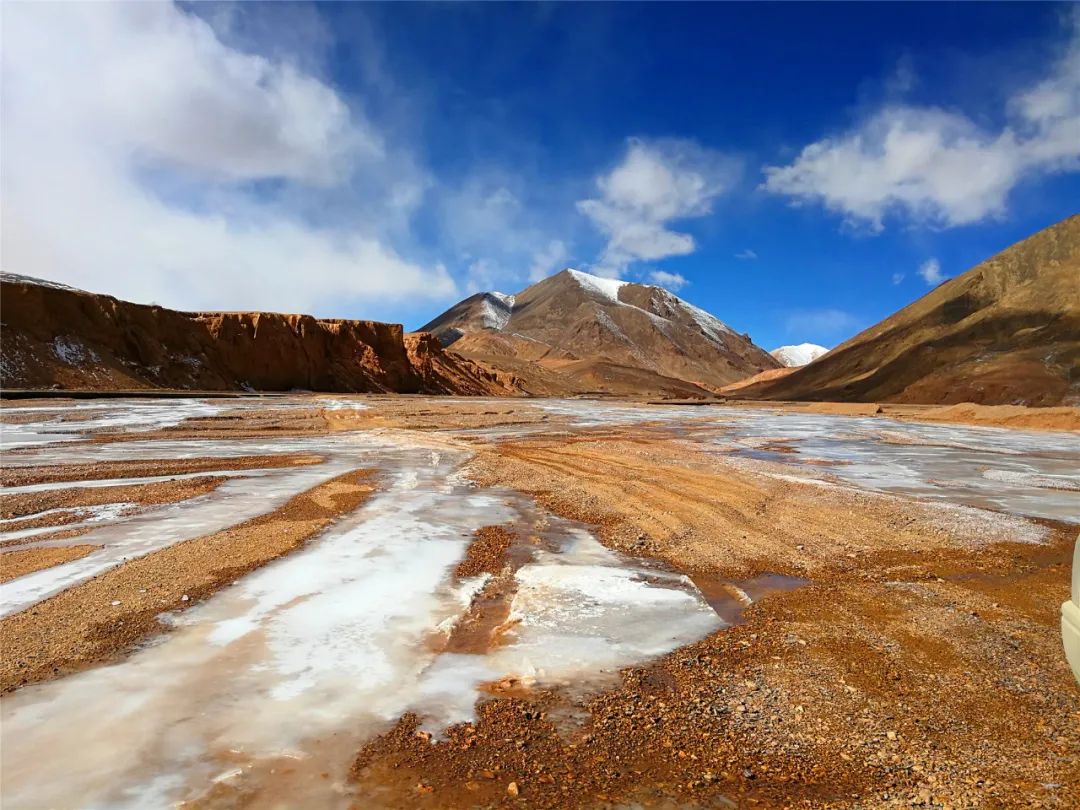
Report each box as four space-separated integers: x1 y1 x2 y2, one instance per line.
3 2 1078 351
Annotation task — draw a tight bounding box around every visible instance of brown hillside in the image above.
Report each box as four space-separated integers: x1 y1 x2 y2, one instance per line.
738 215 1080 406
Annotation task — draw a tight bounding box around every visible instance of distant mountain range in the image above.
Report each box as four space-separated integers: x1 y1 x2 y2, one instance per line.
420 268 779 397
1 217 1075 405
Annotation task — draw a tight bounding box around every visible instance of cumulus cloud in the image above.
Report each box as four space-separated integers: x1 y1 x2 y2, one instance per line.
578 138 739 276
1 2 456 314
918 258 946 286
762 13 1080 230
647 270 689 291
734 249 758 260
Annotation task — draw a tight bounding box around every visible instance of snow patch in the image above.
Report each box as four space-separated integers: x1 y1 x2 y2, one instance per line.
771 343 828 367
478 293 513 330
52 336 97 366
1 272 85 293
566 268 628 303
676 297 736 344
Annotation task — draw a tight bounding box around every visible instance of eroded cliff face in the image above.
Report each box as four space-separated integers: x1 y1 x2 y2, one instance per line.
0 275 516 395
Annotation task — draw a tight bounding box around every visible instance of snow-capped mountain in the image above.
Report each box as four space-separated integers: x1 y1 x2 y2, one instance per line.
420 268 779 394
770 343 828 367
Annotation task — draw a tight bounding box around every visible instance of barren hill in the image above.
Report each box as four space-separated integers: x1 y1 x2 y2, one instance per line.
0 274 517 396
737 215 1080 406
421 269 779 396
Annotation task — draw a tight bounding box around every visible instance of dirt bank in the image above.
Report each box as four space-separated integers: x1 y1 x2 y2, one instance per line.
0 545 99 584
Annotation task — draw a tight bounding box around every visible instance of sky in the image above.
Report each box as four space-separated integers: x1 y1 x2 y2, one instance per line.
2 2 1078 351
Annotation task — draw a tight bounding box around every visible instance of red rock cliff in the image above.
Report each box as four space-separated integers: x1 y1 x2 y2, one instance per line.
0 274 517 395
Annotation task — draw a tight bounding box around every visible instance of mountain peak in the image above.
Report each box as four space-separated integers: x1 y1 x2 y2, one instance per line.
420 266 779 395
771 343 828 367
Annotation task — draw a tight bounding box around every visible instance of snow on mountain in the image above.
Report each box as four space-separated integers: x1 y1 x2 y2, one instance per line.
478 292 514 330
565 268 735 344
770 343 828 367
566 268 628 302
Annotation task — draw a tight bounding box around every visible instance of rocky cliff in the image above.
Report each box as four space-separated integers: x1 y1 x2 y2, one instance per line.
0 274 516 395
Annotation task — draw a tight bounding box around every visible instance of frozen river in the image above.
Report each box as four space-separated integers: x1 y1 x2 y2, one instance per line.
1 396 1077 807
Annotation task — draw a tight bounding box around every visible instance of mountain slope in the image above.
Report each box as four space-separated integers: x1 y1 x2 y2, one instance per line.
421 269 779 395
739 215 1080 406
0 274 518 395
771 343 828 367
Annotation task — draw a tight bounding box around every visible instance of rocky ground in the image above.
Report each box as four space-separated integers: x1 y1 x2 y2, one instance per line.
351 423 1078 809
1 395 1077 808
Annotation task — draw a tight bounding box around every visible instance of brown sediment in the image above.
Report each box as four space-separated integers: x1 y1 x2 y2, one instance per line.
455 526 515 578
895 402 1080 432
347 431 1079 808
0 468 377 693
464 436 1046 577
0 475 228 525
441 571 520 657
0 545 99 584
0 453 323 488
725 399 1080 433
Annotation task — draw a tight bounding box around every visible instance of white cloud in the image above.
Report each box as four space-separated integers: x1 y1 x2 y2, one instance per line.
578 138 739 276
1 2 456 314
762 13 1080 230
529 240 569 282
917 258 946 286
734 249 758 260
892 272 905 285
647 270 689 291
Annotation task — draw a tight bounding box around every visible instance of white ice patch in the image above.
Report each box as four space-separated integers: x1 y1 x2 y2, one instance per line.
0 447 720 809
0 501 136 542
0 399 228 449
409 531 721 731
0 432 396 616
315 397 370 411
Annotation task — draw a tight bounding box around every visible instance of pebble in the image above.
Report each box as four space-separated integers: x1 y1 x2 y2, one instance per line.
180 594 190 602
507 781 519 796
110 600 121 606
